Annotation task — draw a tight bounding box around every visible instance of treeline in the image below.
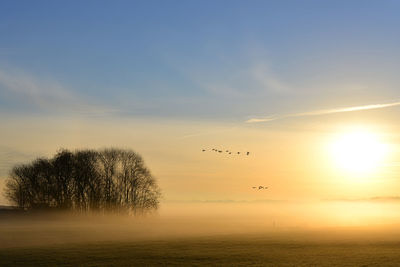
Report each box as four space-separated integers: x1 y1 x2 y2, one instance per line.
4 148 161 214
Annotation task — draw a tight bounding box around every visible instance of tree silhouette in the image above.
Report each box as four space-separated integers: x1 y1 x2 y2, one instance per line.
4 148 161 214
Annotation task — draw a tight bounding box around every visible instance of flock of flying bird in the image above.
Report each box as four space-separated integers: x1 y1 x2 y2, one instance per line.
201 148 268 191
202 148 250 156
252 186 268 190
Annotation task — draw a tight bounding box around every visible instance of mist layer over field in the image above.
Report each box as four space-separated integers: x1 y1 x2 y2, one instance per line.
2 200 400 248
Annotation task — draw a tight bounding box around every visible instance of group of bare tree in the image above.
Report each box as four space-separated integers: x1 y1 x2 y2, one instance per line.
4 148 161 214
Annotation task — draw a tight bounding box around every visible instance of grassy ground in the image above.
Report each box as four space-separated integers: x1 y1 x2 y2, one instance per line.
2 237 400 266
2 211 400 266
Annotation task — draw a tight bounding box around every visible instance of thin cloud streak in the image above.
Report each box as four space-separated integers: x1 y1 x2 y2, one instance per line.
179 126 238 140
246 101 400 123
0 69 118 116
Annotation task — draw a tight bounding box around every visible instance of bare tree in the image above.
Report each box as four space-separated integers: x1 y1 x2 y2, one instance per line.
3 148 161 214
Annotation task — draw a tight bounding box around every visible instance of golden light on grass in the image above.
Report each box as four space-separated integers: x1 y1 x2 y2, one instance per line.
328 128 389 177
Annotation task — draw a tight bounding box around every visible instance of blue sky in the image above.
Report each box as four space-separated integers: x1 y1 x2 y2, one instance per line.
2 1 400 205
2 1 400 120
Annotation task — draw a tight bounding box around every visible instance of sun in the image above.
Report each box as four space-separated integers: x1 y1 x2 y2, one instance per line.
328 129 388 175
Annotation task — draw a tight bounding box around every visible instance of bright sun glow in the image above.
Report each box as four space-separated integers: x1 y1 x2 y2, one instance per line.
329 129 388 176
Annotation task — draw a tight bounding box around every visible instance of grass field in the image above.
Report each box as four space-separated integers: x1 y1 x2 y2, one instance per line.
2 237 400 266
2 207 400 266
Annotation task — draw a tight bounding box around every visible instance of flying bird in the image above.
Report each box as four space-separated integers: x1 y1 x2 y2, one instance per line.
252 186 268 190
200 148 251 157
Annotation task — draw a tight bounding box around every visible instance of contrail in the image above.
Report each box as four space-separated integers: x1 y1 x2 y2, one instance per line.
246 101 400 123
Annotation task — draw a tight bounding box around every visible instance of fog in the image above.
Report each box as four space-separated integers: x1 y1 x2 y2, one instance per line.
2 200 400 248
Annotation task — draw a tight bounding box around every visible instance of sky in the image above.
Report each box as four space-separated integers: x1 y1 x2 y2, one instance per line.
2 0 400 214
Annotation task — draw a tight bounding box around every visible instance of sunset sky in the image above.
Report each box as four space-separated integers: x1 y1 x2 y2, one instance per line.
1 1 400 210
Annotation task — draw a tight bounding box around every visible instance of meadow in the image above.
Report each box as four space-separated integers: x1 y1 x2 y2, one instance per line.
2 209 400 266
2 236 400 266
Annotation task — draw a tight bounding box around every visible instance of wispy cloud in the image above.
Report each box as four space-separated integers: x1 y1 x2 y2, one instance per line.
164 199 287 203
0 147 35 177
246 101 400 123
250 63 290 93
323 196 400 202
0 69 117 115
201 62 290 98
179 126 238 140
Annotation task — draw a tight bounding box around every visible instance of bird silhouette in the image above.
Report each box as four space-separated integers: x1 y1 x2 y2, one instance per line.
252 186 268 190
201 148 251 157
